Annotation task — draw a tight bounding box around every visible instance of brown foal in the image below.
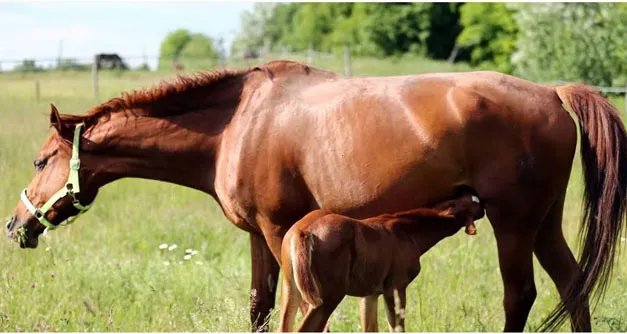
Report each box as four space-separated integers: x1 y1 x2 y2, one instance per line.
279 194 484 332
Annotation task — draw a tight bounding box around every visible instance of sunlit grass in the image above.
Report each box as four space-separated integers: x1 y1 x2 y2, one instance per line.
0 57 626 331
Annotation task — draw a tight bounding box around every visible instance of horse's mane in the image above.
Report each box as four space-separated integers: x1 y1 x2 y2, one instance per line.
56 60 328 130
59 67 250 127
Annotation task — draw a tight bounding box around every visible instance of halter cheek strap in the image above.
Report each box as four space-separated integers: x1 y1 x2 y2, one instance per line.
20 123 93 231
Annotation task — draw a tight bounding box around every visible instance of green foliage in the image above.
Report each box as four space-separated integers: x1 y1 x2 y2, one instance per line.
159 29 192 60
232 3 462 59
363 3 432 56
179 34 220 69
511 3 627 86
230 3 274 58
13 60 43 72
230 2 625 86
457 3 518 73
426 3 464 60
159 30 221 70
180 34 218 58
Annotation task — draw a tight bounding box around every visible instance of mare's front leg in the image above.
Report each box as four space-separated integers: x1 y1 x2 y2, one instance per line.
383 288 406 332
359 295 379 332
250 233 280 332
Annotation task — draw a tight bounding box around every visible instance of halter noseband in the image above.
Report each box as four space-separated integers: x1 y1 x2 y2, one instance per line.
20 123 92 232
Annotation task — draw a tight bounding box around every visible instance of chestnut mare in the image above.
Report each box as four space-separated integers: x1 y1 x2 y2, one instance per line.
6 61 627 331
278 193 484 332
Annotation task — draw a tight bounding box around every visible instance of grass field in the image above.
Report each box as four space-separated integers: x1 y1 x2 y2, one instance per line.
1 55 626 332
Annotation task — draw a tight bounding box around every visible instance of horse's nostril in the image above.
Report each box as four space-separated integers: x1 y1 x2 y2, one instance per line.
5 216 16 231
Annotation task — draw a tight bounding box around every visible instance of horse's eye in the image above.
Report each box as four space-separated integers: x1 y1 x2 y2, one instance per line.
33 159 46 171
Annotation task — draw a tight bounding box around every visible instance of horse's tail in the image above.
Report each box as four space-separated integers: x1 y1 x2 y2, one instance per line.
541 84 627 330
291 231 323 307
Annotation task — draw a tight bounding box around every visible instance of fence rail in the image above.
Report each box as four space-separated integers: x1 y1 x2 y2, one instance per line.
2 52 626 114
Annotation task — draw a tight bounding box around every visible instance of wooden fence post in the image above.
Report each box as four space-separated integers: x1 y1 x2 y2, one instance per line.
344 45 352 77
35 80 40 103
91 55 99 98
307 42 313 65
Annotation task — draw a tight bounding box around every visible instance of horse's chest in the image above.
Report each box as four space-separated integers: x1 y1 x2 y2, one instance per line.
214 124 309 230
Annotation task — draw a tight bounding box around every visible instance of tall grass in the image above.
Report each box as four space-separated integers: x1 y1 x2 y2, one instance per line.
0 56 626 331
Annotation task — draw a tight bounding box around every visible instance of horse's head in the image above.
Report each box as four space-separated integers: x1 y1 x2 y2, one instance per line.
6 105 98 248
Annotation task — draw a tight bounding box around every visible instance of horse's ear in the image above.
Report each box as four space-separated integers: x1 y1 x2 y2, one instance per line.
50 104 64 133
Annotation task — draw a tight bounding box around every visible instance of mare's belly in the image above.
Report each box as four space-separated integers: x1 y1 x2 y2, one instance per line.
296 95 467 219
306 159 465 219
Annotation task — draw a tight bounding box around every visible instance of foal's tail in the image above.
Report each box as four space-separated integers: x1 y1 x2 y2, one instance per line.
542 84 627 330
291 232 323 307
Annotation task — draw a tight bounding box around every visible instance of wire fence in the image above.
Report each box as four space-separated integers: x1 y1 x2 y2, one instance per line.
1 50 625 113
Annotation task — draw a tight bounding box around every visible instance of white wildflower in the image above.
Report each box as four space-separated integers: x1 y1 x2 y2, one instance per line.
163 261 170 266
168 244 178 251
45 247 51 252
159 243 168 250
195 261 203 265
185 249 193 254
191 250 199 256
621 237 626 243
184 254 192 260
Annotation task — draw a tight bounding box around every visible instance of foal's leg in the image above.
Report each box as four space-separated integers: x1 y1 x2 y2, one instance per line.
296 297 343 332
533 192 591 331
359 295 379 332
278 270 303 332
383 288 406 332
250 233 280 332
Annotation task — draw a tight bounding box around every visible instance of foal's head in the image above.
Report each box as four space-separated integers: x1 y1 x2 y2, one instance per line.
6 105 99 248
434 194 485 235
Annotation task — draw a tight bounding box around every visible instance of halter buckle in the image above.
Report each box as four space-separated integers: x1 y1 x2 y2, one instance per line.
69 158 80 170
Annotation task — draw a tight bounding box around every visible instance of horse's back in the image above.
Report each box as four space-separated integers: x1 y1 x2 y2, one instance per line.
220 65 578 230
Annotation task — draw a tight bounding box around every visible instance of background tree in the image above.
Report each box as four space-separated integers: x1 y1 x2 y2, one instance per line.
158 29 192 69
456 3 518 73
230 3 275 58
511 3 627 86
180 33 221 69
426 3 466 60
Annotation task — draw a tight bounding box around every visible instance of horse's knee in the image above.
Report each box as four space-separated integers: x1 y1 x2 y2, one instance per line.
504 280 537 312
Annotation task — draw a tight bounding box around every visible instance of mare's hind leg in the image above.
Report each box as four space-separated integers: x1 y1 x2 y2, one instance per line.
485 197 545 332
494 226 537 331
533 191 591 331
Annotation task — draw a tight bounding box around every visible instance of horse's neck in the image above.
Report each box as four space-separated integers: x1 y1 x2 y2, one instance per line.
85 113 224 194
393 217 461 254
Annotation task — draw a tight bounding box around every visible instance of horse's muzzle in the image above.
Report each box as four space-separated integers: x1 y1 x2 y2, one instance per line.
6 216 39 248
5 215 15 233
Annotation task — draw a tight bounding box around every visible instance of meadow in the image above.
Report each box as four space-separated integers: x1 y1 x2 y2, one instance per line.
1 54 626 332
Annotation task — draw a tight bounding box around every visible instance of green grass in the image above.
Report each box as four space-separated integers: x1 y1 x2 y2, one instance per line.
0 55 626 332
